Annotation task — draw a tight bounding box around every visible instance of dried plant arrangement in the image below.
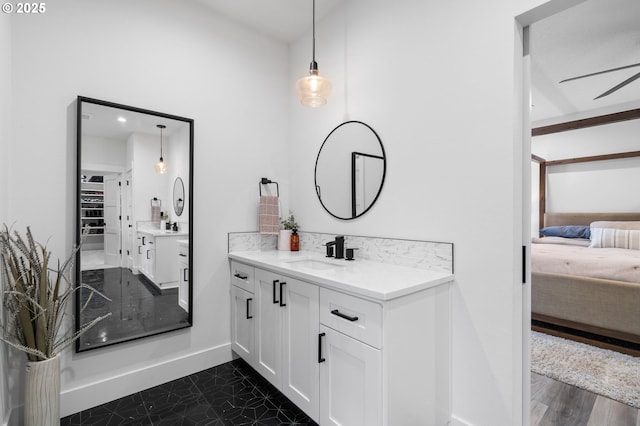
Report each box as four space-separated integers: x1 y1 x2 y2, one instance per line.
0 225 111 361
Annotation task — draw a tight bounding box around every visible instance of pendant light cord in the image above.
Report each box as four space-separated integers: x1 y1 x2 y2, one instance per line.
312 0 316 63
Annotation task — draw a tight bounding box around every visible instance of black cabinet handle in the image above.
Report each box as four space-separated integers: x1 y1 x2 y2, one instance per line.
179 253 187 257
146 250 150 260
246 298 253 319
272 280 279 304
138 246 141 255
279 281 286 307
331 309 359 322
234 273 248 280
183 268 189 282
318 333 326 363
142 236 146 245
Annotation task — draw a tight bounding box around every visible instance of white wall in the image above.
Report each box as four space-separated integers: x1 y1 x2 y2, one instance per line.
287 1 546 424
533 119 640 215
82 135 127 173
7 0 289 417
0 8 10 425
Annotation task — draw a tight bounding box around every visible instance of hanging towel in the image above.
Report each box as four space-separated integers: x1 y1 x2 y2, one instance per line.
259 195 280 235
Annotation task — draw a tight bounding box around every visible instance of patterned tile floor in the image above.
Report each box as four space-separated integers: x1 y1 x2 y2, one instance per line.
61 359 318 425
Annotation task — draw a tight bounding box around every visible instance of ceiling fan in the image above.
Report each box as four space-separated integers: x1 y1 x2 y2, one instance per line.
560 62 640 99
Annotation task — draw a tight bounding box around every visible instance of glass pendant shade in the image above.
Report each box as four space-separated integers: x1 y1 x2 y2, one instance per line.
155 158 168 174
297 68 332 107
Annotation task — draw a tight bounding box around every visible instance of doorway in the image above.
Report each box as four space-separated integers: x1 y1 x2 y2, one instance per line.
80 172 122 271
520 0 640 423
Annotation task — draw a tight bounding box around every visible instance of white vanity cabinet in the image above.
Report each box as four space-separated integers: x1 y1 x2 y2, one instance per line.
137 231 184 288
318 288 383 426
230 261 256 365
254 268 320 421
229 253 452 426
137 233 154 280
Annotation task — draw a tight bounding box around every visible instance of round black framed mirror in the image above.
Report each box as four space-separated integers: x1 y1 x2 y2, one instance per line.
173 177 185 217
314 121 386 220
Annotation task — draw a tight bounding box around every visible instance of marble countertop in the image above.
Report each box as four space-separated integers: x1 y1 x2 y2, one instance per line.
228 250 453 301
138 229 189 237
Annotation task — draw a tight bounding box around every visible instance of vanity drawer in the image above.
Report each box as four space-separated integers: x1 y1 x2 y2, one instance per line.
320 287 382 349
230 261 255 293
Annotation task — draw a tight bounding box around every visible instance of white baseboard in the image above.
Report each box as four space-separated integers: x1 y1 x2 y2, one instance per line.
60 343 232 417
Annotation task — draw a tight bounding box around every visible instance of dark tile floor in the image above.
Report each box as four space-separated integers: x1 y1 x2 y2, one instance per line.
79 268 190 350
61 358 318 425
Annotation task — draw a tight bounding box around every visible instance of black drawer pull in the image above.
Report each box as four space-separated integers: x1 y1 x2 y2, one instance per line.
331 309 359 322
179 253 187 257
279 281 286 307
272 280 279 304
246 298 253 319
183 268 189 282
234 273 248 280
318 332 326 363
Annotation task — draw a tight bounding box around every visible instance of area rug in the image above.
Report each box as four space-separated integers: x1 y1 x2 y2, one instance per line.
531 331 640 408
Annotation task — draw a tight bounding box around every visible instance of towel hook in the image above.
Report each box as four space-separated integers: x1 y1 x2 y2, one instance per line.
259 177 279 197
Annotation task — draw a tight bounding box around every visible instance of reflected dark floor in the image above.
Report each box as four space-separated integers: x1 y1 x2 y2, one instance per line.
61 358 318 426
79 268 190 350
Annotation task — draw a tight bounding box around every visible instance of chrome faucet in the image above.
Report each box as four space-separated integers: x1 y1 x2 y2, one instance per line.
325 236 345 259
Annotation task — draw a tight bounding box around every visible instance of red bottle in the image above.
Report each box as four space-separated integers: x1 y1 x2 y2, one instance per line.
290 229 300 251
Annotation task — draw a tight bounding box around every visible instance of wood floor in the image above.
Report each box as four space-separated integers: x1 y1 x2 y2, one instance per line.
531 373 640 426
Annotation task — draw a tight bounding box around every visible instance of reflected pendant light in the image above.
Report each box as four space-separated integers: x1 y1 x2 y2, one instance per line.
155 124 168 174
296 0 332 107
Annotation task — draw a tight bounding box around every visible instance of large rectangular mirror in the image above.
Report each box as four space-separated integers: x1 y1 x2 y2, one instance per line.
75 96 193 352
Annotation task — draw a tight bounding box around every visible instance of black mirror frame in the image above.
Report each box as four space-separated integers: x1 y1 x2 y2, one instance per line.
314 120 386 220
75 95 194 352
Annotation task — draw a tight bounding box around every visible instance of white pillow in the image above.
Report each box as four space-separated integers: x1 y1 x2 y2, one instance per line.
590 221 640 231
589 227 640 250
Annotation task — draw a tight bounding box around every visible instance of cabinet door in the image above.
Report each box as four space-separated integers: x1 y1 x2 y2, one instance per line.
282 278 320 422
144 244 155 280
254 269 283 388
231 285 255 366
178 259 189 312
319 325 382 426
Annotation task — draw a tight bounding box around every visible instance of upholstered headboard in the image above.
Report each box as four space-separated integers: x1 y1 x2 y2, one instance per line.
544 212 640 227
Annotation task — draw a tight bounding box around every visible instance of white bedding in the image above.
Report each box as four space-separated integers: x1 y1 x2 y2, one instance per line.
531 240 640 284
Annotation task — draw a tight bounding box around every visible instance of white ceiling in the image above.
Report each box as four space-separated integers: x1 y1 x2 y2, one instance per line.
194 0 640 125
194 0 343 43
530 0 640 124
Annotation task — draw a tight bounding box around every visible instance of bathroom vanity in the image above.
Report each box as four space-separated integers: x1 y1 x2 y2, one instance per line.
229 250 453 425
137 229 189 289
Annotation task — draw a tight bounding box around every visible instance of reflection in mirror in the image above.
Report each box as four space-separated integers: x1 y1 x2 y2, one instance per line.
173 177 185 217
76 96 193 352
315 121 386 219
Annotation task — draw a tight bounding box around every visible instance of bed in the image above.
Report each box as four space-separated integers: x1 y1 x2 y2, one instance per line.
531 212 640 354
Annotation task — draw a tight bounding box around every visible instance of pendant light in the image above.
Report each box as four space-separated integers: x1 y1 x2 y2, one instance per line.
155 124 168 174
296 0 332 107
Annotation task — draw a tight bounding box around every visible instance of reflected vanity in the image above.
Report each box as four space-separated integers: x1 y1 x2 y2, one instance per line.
315 121 386 220
75 96 193 351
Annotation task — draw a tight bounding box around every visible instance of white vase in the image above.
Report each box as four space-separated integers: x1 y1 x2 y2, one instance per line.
25 355 60 426
278 230 292 251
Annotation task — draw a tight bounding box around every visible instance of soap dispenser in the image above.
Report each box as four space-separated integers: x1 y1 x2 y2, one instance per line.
290 228 300 251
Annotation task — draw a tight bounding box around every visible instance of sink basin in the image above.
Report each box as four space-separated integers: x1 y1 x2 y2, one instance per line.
285 258 344 271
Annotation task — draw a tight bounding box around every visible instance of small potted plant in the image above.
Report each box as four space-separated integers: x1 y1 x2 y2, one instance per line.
279 212 299 251
0 225 111 426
